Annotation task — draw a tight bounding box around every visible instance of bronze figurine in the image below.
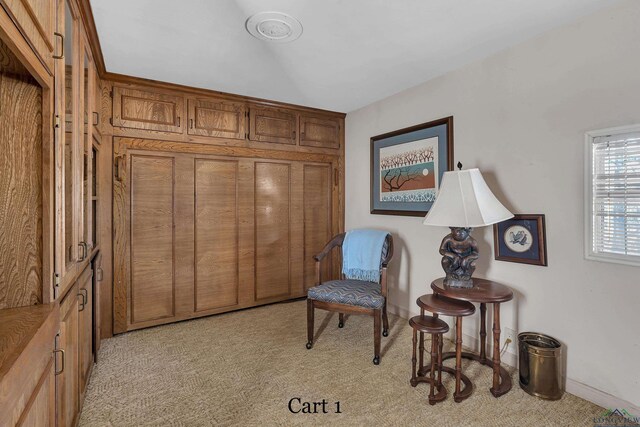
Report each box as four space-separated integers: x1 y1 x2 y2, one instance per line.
439 227 478 288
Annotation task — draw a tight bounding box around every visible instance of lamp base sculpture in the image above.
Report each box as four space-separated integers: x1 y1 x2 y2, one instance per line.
439 227 479 288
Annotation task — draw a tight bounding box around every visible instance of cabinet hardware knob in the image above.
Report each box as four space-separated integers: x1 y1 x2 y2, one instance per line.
54 349 65 375
93 111 99 126
78 242 87 262
78 293 85 311
53 32 64 59
115 156 125 182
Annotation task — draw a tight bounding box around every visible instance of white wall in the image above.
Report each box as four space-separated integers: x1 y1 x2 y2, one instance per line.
345 0 640 407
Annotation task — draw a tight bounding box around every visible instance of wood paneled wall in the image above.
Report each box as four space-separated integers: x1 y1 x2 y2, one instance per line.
0 40 43 309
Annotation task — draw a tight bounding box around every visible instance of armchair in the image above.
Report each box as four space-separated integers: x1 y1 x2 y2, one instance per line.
306 232 394 365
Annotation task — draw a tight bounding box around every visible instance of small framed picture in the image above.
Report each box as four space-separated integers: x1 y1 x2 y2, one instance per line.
493 214 547 266
370 117 454 216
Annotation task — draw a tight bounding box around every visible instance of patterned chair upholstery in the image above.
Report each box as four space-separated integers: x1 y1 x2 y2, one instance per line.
306 232 394 365
307 279 385 309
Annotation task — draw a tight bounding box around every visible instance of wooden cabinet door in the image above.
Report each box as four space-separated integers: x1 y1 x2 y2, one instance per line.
17 357 56 426
299 115 340 149
92 252 102 359
77 265 93 400
113 145 195 333
194 158 241 312
302 163 333 291
92 63 102 139
79 39 93 255
187 98 246 139
112 87 184 133
57 284 79 427
55 0 80 298
254 162 292 301
2 0 55 74
249 106 296 145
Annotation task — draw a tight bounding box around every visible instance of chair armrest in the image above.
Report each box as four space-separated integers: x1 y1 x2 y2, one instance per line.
313 233 346 287
380 266 388 297
380 235 393 296
313 233 346 262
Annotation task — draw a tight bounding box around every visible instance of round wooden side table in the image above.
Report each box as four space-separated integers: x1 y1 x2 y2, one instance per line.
431 277 514 398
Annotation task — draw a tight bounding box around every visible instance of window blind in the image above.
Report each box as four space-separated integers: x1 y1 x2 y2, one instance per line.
591 131 640 258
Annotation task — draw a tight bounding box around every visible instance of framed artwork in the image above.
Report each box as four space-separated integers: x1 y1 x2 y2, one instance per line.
494 214 547 266
370 117 453 216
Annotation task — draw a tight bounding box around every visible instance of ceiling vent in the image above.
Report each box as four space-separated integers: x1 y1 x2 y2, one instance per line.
245 12 303 43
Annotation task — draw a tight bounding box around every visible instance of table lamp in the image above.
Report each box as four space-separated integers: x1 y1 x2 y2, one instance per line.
423 165 513 288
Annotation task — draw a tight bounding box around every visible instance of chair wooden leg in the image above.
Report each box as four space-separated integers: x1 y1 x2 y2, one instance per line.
373 309 381 365
338 313 344 328
306 299 314 349
382 302 389 337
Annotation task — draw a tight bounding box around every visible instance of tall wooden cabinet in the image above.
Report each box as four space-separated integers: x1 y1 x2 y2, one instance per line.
56 0 96 298
112 135 341 333
0 0 103 424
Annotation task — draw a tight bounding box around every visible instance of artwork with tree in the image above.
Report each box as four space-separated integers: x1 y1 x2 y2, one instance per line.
379 137 439 202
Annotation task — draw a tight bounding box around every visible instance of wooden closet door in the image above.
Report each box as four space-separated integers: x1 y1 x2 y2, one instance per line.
113 144 194 333
302 163 333 291
113 138 342 332
254 162 292 301
194 158 239 311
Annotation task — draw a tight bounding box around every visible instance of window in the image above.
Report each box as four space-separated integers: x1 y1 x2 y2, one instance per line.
585 125 640 266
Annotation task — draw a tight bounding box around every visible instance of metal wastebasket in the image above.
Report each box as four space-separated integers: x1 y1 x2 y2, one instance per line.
518 332 564 400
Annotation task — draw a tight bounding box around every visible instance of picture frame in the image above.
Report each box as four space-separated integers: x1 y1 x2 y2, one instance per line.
370 117 454 216
493 214 547 266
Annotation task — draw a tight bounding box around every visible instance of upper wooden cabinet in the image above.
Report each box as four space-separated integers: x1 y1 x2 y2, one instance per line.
249 106 297 145
2 0 55 73
112 87 184 133
187 98 246 139
299 114 341 149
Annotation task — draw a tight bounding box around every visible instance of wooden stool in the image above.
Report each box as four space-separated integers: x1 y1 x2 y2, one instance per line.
409 315 448 405
418 294 475 403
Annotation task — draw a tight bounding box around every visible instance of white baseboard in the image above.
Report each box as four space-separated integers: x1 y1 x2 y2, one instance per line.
387 302 638 416
565 379 640 417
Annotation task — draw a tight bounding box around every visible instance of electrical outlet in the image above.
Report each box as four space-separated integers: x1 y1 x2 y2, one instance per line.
504 328 517 350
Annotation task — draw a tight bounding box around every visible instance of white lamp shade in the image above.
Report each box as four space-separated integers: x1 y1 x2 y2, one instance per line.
423 168 513 227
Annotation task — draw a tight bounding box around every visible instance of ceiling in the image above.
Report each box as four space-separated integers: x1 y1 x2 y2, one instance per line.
91 0 619 113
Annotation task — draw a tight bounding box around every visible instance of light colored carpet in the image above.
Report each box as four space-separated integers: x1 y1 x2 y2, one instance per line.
80 300 605 426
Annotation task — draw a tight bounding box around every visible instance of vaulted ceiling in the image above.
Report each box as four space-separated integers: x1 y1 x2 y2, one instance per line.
91 0 619 112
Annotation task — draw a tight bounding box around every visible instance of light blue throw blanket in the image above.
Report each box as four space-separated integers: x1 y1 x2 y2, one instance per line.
342 229 389 284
